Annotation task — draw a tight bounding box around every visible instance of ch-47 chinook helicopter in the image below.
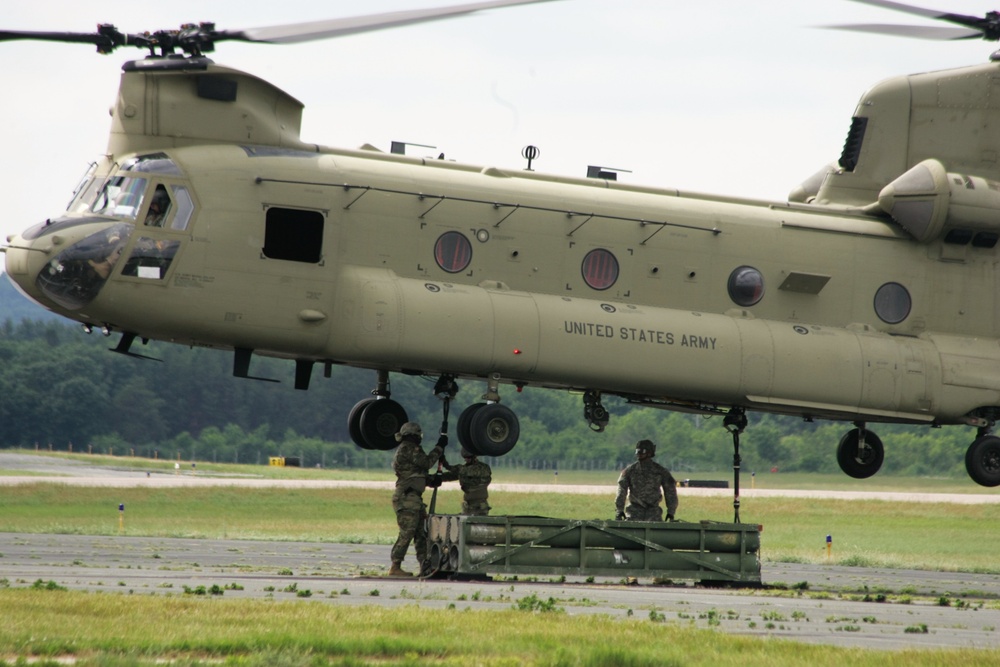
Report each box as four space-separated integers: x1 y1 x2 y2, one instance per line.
5 0 1000 487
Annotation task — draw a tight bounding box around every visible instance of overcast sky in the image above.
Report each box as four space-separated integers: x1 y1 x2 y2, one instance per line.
2 0 999 248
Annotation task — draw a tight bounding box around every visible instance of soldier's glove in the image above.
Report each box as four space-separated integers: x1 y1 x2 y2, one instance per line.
666 514 675 522
615 511 625 521
426 475 442 489
436 434 448 448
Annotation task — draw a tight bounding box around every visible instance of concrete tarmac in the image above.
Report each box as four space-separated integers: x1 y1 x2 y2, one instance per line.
2 532 1000 652
3 453 1000 652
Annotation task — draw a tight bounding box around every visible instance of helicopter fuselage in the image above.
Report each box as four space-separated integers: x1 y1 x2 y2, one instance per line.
6 57 1000 485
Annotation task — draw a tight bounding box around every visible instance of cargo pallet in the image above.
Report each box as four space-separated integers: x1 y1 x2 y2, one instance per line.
425 514 761 585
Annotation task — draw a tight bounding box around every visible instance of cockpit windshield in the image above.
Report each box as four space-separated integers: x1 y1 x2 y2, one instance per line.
84 154 186 221
90 175 148 220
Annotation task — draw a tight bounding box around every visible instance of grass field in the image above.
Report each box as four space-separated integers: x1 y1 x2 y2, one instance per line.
3 451 1000 665
2 457 999 572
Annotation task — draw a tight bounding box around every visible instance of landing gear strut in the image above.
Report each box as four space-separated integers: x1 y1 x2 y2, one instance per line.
836 423 884 479
967 423 1000 487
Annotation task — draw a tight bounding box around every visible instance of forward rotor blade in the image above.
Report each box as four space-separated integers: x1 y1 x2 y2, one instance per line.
222 0 557 45
827 23 984 40
846 0 998 35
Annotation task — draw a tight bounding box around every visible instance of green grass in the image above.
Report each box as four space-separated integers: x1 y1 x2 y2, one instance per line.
1 589 998 667
3 455 1000 664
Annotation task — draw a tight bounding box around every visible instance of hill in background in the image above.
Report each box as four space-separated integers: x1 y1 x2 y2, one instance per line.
0 272 60 323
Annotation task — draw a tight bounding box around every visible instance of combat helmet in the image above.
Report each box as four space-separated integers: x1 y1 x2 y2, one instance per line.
635 439 656 456
394 421 423 443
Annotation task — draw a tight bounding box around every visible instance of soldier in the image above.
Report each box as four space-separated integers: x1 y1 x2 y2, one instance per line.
388 421 447 577
440 448 492 515
615 439 678 522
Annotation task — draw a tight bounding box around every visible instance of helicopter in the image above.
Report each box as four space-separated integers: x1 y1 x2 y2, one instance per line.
4 0 1000 487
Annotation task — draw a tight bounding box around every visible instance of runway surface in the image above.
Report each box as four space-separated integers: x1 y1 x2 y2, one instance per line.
3 452 1000 652
2 532 1000 652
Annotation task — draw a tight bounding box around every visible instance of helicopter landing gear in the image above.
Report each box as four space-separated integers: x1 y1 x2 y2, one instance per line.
583 390 609 432
348 370 408 451
456 373 520 457
836 423 884 479
966 424 1000 487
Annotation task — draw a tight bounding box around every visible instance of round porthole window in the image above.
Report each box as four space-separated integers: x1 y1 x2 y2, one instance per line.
581 248 619 290
874 282 911 324
727 266 764 307
434 231 472 273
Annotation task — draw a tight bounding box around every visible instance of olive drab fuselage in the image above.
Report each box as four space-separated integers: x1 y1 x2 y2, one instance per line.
7 55 1000 485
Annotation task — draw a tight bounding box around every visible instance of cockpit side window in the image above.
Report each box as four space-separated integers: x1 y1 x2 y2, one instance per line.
143 185 172 227
170 185 194 231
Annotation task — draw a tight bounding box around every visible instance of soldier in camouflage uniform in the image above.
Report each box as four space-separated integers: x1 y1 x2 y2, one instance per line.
615 439 678 522
440 448 492 515
388 421 447 577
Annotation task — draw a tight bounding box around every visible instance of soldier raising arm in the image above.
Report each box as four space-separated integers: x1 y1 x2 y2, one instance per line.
388 421 447 577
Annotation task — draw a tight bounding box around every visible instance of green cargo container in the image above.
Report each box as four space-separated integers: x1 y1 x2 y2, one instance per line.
425 515 761 585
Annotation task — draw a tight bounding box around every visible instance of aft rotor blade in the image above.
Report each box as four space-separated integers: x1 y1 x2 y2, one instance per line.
827 23 984 40
222 0 558 45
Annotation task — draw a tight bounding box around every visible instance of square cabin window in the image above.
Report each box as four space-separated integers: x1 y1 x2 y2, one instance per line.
263 207 324 263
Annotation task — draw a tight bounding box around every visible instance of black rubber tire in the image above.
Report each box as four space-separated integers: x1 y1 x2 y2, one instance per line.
457 402 487 454
835 428 884 479
347 398 377 449
966 435 1000 487
468 403 520 457
358 399 408 451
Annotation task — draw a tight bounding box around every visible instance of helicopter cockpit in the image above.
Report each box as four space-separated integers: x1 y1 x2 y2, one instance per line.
26 152 194 311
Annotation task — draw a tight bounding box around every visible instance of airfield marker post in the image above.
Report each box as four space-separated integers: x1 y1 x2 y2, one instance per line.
826 534 832 561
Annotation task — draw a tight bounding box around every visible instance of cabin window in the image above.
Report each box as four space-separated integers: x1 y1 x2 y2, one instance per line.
874 282 911 324
581 248 619 290
434 231 472 273
263 207 324 263
727 266 764 307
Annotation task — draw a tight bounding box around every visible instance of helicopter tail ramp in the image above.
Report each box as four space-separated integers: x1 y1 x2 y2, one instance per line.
425 515 761 585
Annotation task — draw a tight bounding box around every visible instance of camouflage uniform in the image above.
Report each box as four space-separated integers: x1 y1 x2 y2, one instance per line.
390 428 445 568
440 455 492 515
615 443 678 522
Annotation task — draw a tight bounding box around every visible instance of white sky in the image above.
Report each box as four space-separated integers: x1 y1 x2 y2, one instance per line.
2 0 999 247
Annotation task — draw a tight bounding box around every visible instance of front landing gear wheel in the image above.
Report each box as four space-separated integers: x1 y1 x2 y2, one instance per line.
457 402 486 454
358 399 408 451
347 398 377 449
966 435 1000 487
836 428 884 479
469 403 519 456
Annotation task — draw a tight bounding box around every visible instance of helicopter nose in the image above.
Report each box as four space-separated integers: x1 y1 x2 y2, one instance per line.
3 233 44 303
5 219 134 312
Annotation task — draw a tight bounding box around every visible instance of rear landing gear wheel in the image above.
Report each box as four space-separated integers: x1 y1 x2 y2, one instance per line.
468 403 519 456
358 398 408 451
966 435 1000 487
836 427 884 479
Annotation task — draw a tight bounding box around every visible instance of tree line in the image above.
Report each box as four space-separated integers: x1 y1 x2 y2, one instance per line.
0 316 977 477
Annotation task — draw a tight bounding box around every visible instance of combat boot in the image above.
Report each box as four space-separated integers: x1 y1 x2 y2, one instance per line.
387 562 413 577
